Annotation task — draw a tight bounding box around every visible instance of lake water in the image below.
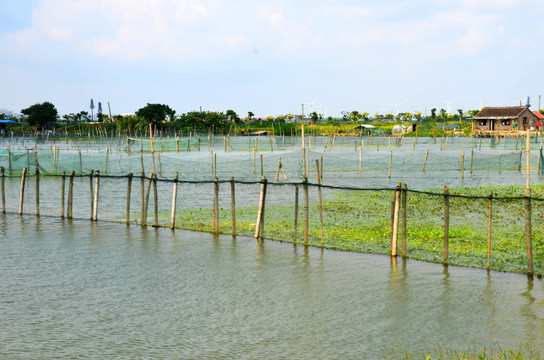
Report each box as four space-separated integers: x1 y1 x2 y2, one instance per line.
1 215 543 358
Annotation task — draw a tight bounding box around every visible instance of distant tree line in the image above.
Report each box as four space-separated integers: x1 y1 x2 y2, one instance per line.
11 101 484 132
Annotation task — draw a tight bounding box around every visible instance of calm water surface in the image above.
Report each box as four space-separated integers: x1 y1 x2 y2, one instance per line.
1 215 543 359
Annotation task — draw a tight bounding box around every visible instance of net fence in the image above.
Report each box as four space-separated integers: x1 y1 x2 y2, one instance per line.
1 172 542 275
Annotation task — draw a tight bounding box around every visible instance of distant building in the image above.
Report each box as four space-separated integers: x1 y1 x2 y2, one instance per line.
472 106 539 133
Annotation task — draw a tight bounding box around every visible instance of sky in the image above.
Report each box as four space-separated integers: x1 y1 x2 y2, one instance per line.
1 0 544 118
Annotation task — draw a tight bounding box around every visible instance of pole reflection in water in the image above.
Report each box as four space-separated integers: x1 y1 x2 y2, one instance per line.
0 216 543 359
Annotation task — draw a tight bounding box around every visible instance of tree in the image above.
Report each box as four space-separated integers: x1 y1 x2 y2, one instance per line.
248 111 254 120
439 108 447 121
309 111 319 124
226 109 240 123
349 110 360 122
21 102 58 128
136 103 176 127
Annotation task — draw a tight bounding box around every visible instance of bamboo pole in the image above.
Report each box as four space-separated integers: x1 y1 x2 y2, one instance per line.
230 176 236 236
142 172 153 226
158 152 162 177
89 169 94 220
460 149 464 180
61 171 66 218
391 182 401 256
388 151 393 178
213 176 219 232
1 167 5 214
140 171 145 225
316 160 324 244
68 170 74 219
92 170 100 221
294 186 299 242
487 190 493 270
260 154 263 178
320 155 323 180
170 172 178 229
443 185 449 263
252 146 256 173
79 149 82 174
470 148 474 175
153 173 158 227
275 157 281 182
254 176 267 239
105 146 109 174
18 168 27 215
211 150 214 176
7 146 11 176
35 168 40 216
126 172 133 225
140 153 145 174
525 129 533 275
303 176 309 244
150 124 156 174
401 183 407 256
359 146 362 172
422 148 429 171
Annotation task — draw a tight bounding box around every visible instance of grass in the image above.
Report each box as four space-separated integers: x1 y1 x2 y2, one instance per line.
388 344 537 359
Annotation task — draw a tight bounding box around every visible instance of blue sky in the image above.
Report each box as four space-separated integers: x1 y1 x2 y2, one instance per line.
1 0 543 118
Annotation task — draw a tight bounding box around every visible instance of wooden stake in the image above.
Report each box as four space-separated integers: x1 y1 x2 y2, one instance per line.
401 183 407 257
213 176 219 232
140 171 145 225
422 148 429 172
92 170 100 221
126 172 133 225
254 176 267 239
153 173 158 227
158 152 162 176
470 148 474 175
142 172 153 226
460 149 464 180
150 124 156 174
19 168 27 215
359 146 362 172
140 153 145 174
487 190 493 270
89 169 94 220
1 167 5 213
443 185 449 263
79 149 82 174
294 186 299 242
68 171 74 219
391 182 401 256
525 187 533 275
230 176 236 235
35 168 40 216
260 154 263 178
170 172 178 229
105 146 109 174
303 176 309 244
388 151 393 178
316 160 324 244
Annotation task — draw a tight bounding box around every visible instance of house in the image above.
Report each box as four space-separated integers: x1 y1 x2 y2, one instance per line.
532 111 544 128
472 106 539 133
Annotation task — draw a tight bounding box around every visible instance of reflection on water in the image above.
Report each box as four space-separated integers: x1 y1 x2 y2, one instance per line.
0 214 543 359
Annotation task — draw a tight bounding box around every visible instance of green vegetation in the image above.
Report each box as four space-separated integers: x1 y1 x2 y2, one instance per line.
136 183 544 275
389 344 536 359
20 102 58 128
